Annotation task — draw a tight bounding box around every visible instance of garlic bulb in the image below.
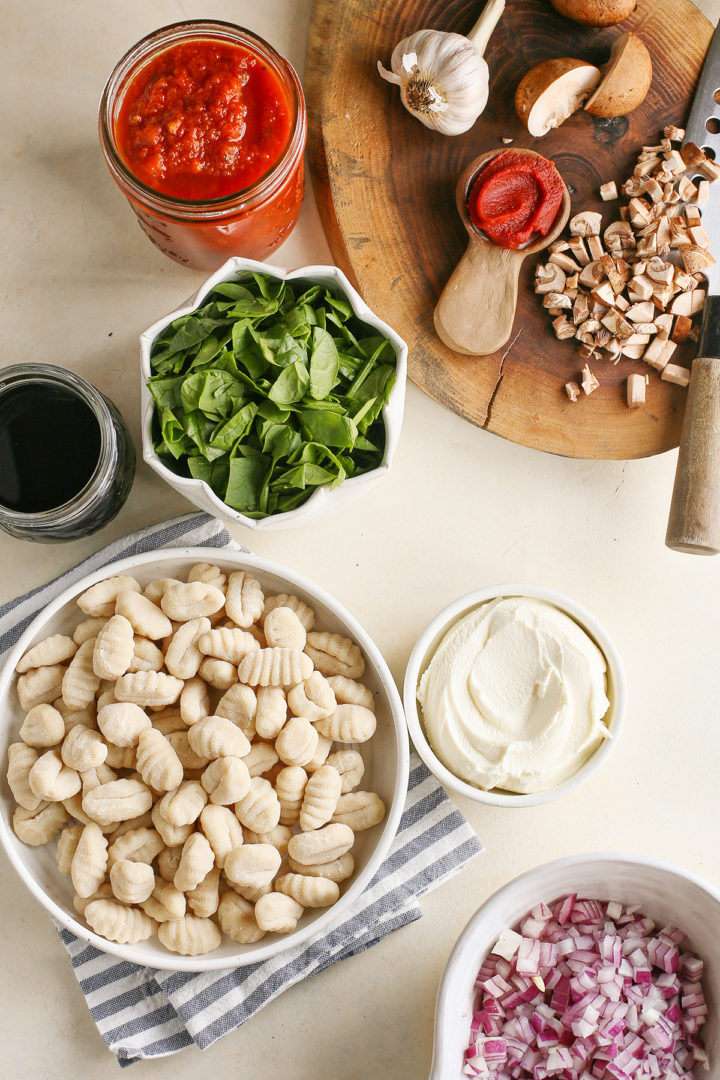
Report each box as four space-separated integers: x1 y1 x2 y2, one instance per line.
377 0 505 136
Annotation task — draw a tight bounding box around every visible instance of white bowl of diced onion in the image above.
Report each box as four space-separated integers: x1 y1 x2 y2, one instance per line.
430 854 720 1080
0 547 409 971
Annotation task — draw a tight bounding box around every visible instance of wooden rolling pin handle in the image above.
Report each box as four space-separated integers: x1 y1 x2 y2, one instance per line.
434 240 523 357
667 298 720 554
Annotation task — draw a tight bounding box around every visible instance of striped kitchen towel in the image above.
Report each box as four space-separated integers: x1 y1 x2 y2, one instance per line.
0 512 483 1065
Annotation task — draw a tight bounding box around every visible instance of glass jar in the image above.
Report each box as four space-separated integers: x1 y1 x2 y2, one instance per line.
0 365 135 543
98 21 307 270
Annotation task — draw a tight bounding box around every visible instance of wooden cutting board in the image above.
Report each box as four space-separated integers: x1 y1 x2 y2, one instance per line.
306 0 713 459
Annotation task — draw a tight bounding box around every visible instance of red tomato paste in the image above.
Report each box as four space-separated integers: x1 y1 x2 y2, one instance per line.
115 40 292 200
467 151 564 249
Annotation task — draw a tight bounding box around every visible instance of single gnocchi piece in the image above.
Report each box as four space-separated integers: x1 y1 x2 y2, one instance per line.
201 756 251 806
115 589 173 641
165 731 209 771
13 801 68 845
287 852 355 883
326 749 365 794
275 716 319 768
143 577 182 604
198 657 237 690
287 823 355 866
127 637 165 673
110 858 155 904
237 647 313 688
29 749 82 801
108 826 164 868
224 843 281 890
82 778 153 827
141 877 187 922
73 617 108 646
186 865 221 918
17 664 66 711
199 804 244 868
276 872 340 908
150 707 186 736
102 804 150 835
164 617 211 680
263 606 307 651
255 892 303 934
217 891 266 944
332 791 386 831
179 676 210 727
156 844 184 882
19 703 65 749
136 728 184 792
7 742 42 810
305 733 333 773
114 671 184 708
158 914 221 956
188 562 227 591
160 581 225 622
174 833 215 892
254 687 287 740
225 571 264 628
235 776 281 834
287 671 336 722
215 683 257 739
77 575 141 618
62 639 101 710
326 675 375 711
71 822 109 897
151 803 193 847
92 615 135 680
305 631 365 679
61 724 107 772
97 701 151 747
157 780 207 827
242 741 279 778
299 765 342 832
243 824 293 855
16 634 77 674
188 715 251 760
56 823 84 875
262 593 315 631
274 765 308 827
85 899 156 944
197 627 259 665
314 704 376 744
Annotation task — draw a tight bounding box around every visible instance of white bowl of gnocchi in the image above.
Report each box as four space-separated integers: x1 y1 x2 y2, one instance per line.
0 548 409 971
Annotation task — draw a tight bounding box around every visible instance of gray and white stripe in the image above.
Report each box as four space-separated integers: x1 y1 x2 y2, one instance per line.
1 513 483 1065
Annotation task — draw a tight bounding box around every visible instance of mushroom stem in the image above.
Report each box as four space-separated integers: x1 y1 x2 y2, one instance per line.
467 0 506 57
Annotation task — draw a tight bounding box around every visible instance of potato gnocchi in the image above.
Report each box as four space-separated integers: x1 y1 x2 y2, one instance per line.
6 562 386 955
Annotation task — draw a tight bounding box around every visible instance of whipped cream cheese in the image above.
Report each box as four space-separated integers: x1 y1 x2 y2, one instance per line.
417 596 611 793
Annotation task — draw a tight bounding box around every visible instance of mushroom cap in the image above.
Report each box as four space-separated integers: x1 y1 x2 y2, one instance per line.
515 58 601 138
550 0 637 26
585 33 653 118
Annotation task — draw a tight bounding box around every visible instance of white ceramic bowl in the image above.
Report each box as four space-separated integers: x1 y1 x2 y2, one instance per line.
431 853 720 1080
140 256 407 530
0 547 410 971
403 584 626 808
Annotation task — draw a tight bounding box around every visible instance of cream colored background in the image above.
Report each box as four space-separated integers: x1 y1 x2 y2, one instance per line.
1 2 719 1076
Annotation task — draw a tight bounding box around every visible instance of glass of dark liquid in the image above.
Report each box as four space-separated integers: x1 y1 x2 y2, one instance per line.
0 364 135 542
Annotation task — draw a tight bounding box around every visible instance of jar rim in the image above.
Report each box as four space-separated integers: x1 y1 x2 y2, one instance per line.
0 364 116 527
98 19 307 220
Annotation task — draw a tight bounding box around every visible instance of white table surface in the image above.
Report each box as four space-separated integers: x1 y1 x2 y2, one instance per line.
1 1 719 1076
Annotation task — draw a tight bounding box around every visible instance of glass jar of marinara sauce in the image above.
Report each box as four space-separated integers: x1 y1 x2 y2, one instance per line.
99 21 307 270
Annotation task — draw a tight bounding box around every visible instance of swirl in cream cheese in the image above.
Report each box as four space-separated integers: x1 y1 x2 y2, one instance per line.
417 596 611 794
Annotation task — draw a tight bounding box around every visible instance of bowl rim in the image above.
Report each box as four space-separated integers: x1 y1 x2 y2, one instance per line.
0 546 410 971
431 851 720 1080
402 583 627 808
139 256 408 530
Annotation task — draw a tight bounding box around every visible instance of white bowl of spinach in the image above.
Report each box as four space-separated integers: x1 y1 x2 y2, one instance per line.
141 257 407 530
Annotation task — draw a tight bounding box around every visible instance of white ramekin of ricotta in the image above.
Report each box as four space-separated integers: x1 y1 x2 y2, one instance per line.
403 585 626 807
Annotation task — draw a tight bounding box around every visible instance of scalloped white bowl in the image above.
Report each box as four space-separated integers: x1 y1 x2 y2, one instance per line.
0 547 410 971
403 584 627 808
431 854 720 1080
140 256 407 530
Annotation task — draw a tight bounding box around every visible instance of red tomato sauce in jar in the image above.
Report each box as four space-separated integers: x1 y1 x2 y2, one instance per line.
115 40 292 201
468 150 564 249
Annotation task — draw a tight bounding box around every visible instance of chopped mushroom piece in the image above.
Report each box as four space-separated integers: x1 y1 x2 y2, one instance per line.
626 373 646 408
600 180 618 201
644 336 677 371
695 180 710 203
671 315 693 344
553 315 576 340
664 125 685 142
681 245 715 274
661 363 691 386
534 264 567 294
670 290 705 317
580 364 599 395
565 381 581 402
549 251 581 273
570 211 602 237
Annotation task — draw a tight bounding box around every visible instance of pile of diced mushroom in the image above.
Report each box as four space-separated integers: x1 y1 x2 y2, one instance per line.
535 126 717 408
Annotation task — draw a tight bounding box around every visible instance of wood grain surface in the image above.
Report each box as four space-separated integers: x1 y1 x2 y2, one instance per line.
306 0 713 459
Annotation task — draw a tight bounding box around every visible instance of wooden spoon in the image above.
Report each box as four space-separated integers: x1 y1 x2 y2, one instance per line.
434 148 571 357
